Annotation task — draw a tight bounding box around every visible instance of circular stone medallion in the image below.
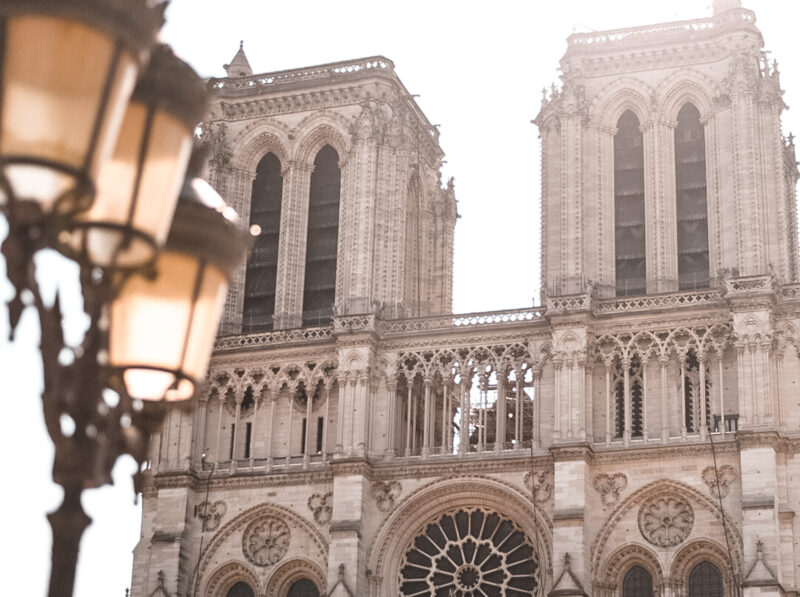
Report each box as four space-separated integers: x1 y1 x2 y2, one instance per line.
242 516 291 566
638 496 694 547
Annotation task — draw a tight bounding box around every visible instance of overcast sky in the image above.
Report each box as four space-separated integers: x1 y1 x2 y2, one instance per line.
2 2 799 596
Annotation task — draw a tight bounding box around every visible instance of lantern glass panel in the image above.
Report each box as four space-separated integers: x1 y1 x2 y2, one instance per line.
1 16 136 209
70 104 191 267
111 250 228 401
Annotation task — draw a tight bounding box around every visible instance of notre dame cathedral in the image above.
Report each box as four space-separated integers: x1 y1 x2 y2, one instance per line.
131 1 800 596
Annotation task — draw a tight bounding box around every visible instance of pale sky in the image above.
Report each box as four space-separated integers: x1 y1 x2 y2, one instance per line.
2 1 798 595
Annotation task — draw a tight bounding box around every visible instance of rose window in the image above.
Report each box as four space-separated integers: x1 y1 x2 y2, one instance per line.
242 516 291 566
399 507 541 596
638 496 694 547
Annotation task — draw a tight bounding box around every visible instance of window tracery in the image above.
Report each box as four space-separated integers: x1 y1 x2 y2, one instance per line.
675 103 710 291
688 561 723 597
622 565 653 597
302 145 340 327
614 110 647 297
244 152 283 333
287 578 320 597
399 507 541 596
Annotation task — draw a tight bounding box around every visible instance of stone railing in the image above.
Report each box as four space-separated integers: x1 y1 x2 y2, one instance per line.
209 56 394 93
566 8 755 51
594 288 725 315
779 284 800 300
380 307 546 334
214 325 334 352
725 275 775 294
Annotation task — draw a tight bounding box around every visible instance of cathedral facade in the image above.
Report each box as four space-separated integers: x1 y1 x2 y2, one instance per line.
131 2 800 596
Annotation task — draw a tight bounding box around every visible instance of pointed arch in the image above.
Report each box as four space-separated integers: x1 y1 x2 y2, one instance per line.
367 476 552 597
231 122 292 175
614 109 647 296
266 558 326 596
656 70 717 123
600 543 664 591
194 502 328 597
204 561 260 597
671 539 736 597
590 78 655 129
244 151 284 332
591 479 743 580
302 144 341 326
293 111 351 167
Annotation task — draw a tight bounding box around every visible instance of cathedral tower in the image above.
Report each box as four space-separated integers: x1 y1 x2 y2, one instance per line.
132 5 800 597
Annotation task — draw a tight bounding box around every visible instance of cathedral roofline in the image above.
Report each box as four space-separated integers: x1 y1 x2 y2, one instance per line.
210 54 397 95
207 54 441 155
564 5 762 57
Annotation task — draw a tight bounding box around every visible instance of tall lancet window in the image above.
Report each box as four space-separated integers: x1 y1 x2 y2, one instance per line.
243 152 283 333
675 103 709 290
614 110 647 296
405 175 421 316
302 145 340 326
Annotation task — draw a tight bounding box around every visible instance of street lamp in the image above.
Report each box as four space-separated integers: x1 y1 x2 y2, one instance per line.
0 2 250 596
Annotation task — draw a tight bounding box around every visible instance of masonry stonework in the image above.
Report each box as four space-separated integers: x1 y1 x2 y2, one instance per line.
132 2 800 596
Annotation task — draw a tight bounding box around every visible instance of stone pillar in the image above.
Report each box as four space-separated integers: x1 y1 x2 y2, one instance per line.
642 118 678 293
739 433 783 597
550 445 591 597
327 461 371 595
274 161 313 330
385 379 397 459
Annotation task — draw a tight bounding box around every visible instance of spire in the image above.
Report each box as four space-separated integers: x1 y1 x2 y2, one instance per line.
713 0 742 16
224 40 252 78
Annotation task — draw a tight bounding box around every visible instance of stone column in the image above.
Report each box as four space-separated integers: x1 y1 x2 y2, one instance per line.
274 161 313 330
266 389 277 472
660 355 669 442
459 378 470 455
550 446 591 597
642 118 678 293
495 369 506 452
385 379 397 459
422 377 432 457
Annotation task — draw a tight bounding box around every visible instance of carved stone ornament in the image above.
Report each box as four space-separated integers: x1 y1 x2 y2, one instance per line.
307 491 332 525
702 465 737 498
371 481 401 512
593 473 628 507
196 500 227 532
524 470 554 503
241 516 290 567
638 496 694 547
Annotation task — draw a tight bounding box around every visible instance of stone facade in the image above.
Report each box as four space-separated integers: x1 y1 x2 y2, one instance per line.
132 2 800 596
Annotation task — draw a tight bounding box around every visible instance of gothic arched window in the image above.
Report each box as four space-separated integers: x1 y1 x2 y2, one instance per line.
287 578 320 597
302 145 340 326
613 356 644 439
622 565 653 597
683 349 711 433
688 561 723 597
226 581 255 597
614 110 646 296
675 103 709 290
243 152 283 333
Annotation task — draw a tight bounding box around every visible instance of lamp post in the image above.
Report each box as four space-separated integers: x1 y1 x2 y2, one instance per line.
0 2 250 596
